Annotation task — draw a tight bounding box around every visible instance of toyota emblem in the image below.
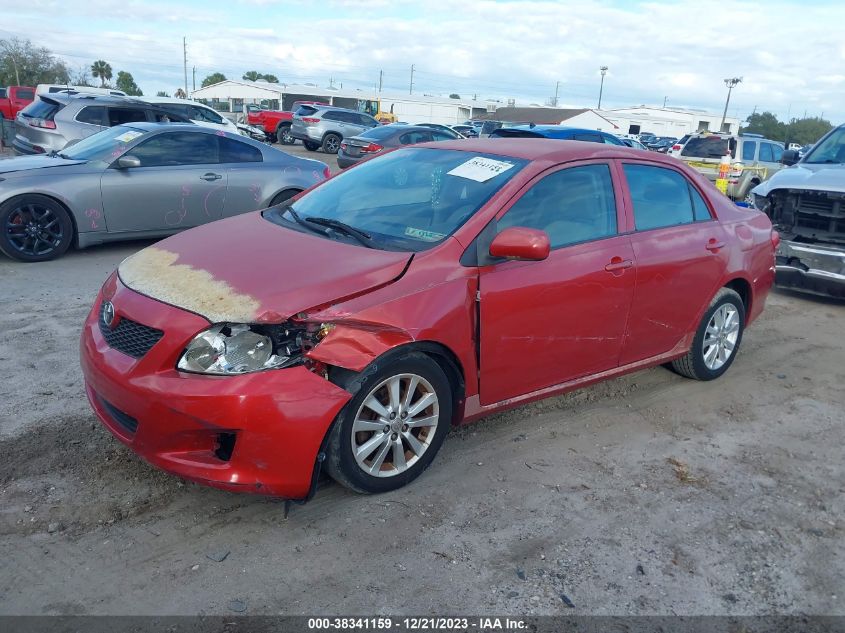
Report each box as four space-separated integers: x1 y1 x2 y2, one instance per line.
102 301 116 328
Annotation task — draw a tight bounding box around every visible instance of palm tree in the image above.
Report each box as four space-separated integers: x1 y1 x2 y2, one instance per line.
90 60 112 87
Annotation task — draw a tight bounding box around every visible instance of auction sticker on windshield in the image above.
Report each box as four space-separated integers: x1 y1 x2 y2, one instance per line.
405 227 446 241
447 156 516 182
115 131 144 143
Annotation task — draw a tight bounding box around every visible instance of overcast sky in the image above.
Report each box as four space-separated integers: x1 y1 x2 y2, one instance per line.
3 0 843 122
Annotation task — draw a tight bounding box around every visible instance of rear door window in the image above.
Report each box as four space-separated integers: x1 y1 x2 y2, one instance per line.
76 106 106 126
108 108 148 126
126 132 219 167
399 130 433 144
219 136 263 163
771 144 784 162
623 164 697 230
759 143 774 162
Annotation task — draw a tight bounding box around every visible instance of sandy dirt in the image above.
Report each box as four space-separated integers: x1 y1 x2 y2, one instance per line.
0 144 842 617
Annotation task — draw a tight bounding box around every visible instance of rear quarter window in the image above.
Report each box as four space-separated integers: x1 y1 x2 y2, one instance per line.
219 137 262 163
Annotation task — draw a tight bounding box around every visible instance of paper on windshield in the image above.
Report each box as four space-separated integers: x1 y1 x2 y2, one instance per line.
405 227 446 242
115 131 144 143
447 156 515 182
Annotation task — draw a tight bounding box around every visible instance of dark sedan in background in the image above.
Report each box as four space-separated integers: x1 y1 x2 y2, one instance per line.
0 123 329 262
489 125 625 145
337 124 459 169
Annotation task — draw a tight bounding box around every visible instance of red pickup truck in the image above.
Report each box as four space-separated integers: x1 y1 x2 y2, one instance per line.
246 101 328 145
0 86 35 120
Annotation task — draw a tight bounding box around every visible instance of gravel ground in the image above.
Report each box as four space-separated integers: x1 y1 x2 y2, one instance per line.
0 142 842 617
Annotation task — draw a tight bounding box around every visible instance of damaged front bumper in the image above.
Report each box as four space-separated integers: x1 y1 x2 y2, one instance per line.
80 278 353 498
775 240 845 298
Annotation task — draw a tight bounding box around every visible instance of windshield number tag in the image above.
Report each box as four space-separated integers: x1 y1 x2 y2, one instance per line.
447 156 515 182
405 227 446 242
115 131 143 143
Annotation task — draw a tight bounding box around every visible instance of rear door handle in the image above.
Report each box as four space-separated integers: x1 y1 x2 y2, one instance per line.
706 239 726 252
604 258 634 272
201 173 222 181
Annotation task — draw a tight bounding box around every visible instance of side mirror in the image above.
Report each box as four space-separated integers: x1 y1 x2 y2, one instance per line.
489 227 550 261
116 155 141 169
781 149 799 166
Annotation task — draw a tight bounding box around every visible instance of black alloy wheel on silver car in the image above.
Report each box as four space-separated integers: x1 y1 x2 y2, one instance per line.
0 194 74 262
325 351 453 494
670 287 745 381
303 140 320 151
322 133 342 154
276 123 295 145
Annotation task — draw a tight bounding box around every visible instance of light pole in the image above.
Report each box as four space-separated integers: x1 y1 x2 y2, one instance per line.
597 66 608 109
720 77 742 132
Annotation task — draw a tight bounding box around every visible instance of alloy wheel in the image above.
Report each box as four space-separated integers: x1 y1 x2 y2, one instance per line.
5 203 64 257
351 373 439 478
702 304 740 371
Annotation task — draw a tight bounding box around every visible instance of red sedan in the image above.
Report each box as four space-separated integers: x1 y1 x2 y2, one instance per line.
80 139 777 499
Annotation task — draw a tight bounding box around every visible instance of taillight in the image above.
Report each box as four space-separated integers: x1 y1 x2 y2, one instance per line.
28 118 56 129
302 117 321 124
322 166 331 179
361 143 383 153
771 230 780 250
340 142 348 151
672 144 681 151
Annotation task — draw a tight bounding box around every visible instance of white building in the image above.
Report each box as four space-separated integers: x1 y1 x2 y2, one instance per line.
190 79 488 124
564 106 741 136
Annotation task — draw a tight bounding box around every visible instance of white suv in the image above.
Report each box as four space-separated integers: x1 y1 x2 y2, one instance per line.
141 97 240 135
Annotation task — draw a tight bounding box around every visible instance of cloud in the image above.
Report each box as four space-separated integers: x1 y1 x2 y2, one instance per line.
3 0 843 122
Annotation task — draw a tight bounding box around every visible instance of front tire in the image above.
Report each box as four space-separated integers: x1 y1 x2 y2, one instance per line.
0 194 74 262
326 351 453 494
670 287 745 381
322 133 341 154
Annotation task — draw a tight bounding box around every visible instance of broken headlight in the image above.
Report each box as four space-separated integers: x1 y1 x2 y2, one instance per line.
177 322 328 375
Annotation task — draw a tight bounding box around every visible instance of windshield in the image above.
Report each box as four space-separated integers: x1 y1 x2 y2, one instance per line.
681 136 736 159
61 125 148 161
803 127 845 164
266 147 527 251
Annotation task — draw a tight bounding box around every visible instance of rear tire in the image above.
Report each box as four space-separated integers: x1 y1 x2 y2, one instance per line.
322 133 341 154
303 140 320 151
276 123 294 145
325 351 453 494
670 288 745 381
0 194 74 262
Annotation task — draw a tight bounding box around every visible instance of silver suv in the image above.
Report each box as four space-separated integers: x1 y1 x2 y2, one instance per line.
678 132 784 201
13 93 189 155
290 105 379 154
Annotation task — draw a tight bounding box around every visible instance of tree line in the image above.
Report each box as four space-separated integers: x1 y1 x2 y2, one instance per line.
741 111 833 147
200 71 279 88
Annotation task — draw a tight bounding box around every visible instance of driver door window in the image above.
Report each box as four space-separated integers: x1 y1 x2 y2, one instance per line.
497 164 617 248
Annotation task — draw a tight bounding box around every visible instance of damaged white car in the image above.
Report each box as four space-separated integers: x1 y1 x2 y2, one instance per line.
752 124 845 298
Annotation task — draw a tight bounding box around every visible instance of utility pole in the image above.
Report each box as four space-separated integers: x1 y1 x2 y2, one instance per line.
720 77 742 132
597 66 608 109
192 66 196 92
409 64 415 95
553 81 560 107
663 96 668 108
182 37 188 96
378 70 383 93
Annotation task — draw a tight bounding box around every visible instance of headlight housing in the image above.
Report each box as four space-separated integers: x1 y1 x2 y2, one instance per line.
177 322 330 375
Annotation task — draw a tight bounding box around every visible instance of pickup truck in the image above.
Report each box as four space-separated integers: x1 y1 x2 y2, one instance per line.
246 101 328 145
0 86 35 120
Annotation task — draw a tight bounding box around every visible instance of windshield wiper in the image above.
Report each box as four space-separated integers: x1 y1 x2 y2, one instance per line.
304 216 377 249
277 205 329 237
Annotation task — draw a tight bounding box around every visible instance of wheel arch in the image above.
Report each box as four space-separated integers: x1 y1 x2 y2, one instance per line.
723 276 752 322
321 130 342 143
267 187 303 207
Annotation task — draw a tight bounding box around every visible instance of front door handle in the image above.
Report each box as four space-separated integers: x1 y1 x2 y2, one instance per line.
604 257 634 272
201 173 223 181
706 239 726 252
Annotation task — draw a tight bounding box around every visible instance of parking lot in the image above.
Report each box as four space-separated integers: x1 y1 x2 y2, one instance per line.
0 139 842 616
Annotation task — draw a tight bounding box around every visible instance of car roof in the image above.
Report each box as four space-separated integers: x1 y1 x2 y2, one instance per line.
46 93 146 106
497 125 614 137
414 137 678 163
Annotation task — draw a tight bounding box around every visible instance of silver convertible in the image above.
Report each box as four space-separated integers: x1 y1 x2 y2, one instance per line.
0 123 330 261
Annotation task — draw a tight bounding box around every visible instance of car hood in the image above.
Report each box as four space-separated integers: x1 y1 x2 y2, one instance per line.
753 163 845 196
118 211 413 323
0 155 88 175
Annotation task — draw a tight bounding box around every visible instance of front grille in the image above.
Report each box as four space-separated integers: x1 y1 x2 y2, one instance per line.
99 397 139 434
98 303 164 359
